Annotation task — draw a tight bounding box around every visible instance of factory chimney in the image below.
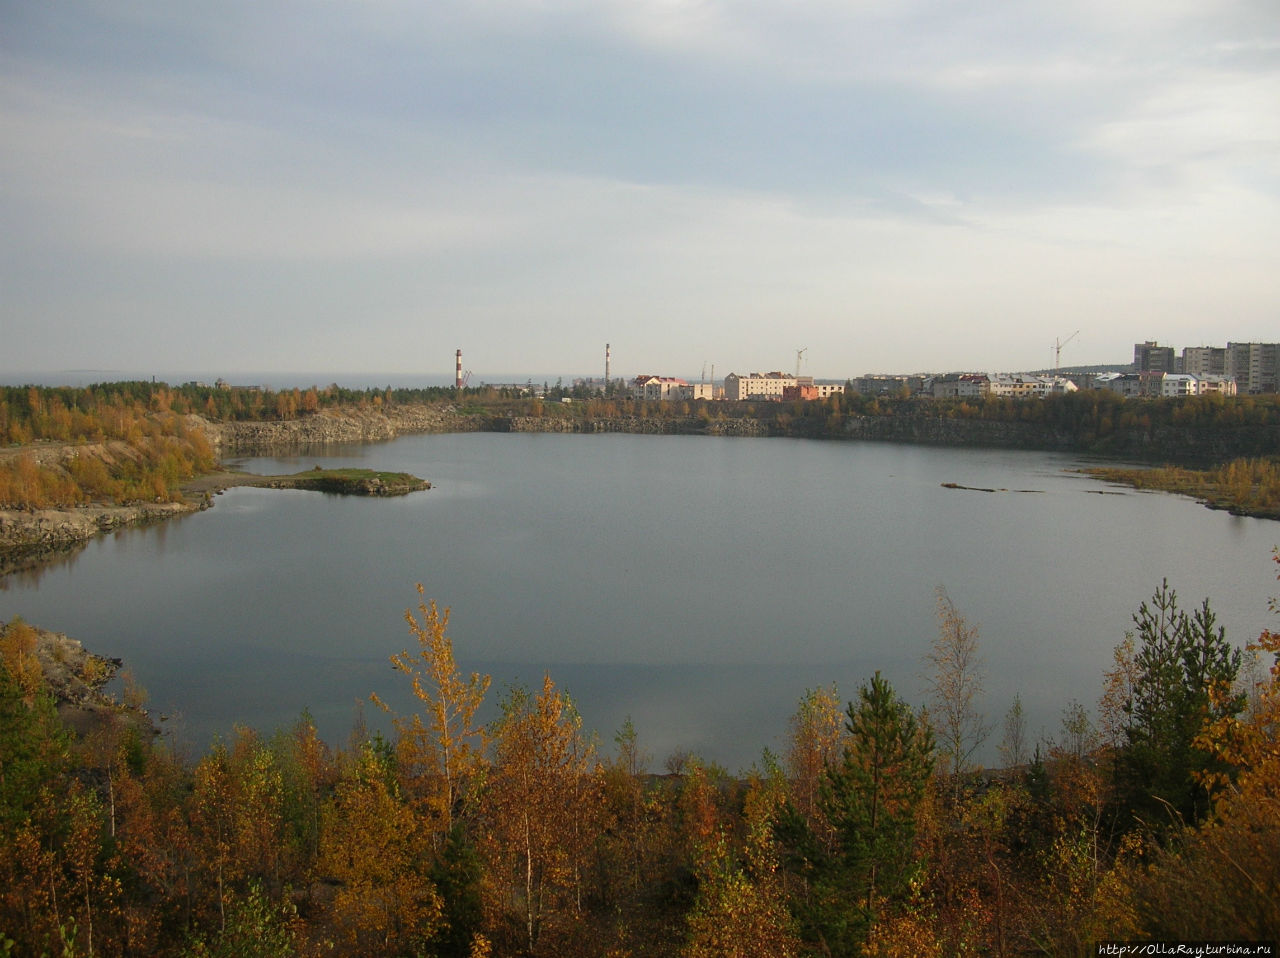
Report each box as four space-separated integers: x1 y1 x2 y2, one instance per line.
605 343 611 391
455 349 463 391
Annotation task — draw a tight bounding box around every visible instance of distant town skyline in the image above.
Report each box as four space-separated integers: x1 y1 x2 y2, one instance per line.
4 2 1277 381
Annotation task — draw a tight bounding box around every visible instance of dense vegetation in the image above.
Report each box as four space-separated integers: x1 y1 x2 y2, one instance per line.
1087 459 1280 519
2 561 1278 956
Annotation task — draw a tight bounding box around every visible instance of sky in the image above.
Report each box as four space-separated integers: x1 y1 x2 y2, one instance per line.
2 0 1278 384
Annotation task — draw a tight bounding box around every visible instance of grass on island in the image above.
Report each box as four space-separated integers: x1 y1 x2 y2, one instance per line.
274 467 431 496
1085 457 1280 519
287 467 422 483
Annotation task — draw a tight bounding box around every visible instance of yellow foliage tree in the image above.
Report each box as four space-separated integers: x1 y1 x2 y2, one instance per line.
479 674 601 956
374 585 491 841
319 746 443 955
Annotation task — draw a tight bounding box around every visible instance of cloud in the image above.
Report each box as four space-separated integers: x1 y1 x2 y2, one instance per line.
3 0 1278 377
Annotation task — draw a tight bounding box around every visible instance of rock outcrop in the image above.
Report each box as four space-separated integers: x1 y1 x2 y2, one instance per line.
205 405 480 452
0 619 153 739
0 501 200 577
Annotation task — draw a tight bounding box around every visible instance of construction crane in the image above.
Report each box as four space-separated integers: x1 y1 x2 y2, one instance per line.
795 347 808 378
1054 331 1079 373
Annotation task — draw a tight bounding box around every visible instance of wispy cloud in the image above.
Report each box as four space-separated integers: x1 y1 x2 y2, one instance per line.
2 0 1277 377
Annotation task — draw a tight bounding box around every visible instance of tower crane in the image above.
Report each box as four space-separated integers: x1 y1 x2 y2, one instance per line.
1054 331 1079 373
796 347 808 378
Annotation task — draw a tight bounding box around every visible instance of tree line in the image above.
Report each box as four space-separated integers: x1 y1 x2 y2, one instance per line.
2 560 1277 956
4 382 1278 511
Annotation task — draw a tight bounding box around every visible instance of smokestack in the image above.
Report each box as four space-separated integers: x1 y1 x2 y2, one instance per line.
455 349 463 390
605 343 611 386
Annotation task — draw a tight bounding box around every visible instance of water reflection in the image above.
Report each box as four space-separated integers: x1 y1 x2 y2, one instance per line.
3 433 1277 772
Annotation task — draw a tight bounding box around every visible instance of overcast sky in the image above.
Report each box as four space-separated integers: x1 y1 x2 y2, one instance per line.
3 0 1277 383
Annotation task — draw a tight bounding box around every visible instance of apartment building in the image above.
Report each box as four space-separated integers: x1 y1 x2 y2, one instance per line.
1134 341 1177 373
782 378 846 401
988 374 1078 398
1181 346 1227 378
631 376 688 400
722 371 795 401
1227 342 1279 394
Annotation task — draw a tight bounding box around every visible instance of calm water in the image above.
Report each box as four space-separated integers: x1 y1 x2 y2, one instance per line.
3 433 1277 771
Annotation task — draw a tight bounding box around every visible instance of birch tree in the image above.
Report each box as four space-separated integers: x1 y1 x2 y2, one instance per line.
479 675 601 956
374 585 491 840
925 589 991 784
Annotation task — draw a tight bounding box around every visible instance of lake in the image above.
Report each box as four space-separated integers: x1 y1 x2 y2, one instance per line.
2 432 1276 771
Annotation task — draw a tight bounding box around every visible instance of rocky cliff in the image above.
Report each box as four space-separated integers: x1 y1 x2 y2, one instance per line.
0 501 200 577
205 404 481 452
213 405 1277 462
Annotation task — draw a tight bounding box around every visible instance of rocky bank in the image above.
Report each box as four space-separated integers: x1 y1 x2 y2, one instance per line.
204 403 481 453
0 501 201 577
2 619 153 740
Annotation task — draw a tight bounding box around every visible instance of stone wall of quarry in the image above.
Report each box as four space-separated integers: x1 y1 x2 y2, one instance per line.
204 405 481 452
490 415 762 435
0 501 196 577
208 406 1280 462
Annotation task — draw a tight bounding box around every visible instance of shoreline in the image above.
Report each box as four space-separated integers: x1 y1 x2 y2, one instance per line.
0 465 430 578
0 618 155 741
4 400 1277 578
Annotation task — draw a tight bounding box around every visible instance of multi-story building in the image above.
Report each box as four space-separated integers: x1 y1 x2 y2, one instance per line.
1134 341 1178 373
1103 371 1165 398
988 374 1077 398
1161 374 1199 397
631 375 688 400
630 376 714 401
1181 346 1227 378
930 374 990 399
1197 375 1237 396
723 371 795 401
1227 342 1279 394
849 375 927 396
781 377 846 401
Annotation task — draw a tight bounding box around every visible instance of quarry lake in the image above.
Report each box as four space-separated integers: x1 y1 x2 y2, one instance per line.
3 432 1278 771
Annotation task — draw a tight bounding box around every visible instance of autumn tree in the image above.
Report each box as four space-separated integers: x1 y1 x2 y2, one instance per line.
682 777 801 958
178 879 299 958
318 744 444 955
1128 556 1280 940
590 719 680 951
269 710 339 881
187 729 287 933
785 684 844 840
478 675 602 956
997 695 1028 769
374 586 491 841
0 638 77 952
925 588 991 786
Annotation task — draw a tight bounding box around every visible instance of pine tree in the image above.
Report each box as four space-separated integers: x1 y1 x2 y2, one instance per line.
1116 580 1244 828
782 673 935 955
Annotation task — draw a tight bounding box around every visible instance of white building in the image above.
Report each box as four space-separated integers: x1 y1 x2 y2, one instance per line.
631 376 714 401
1197 375 1237 396
988 374 1077 398
631 375 688 400
723 371 795 401
1161 374 1199 397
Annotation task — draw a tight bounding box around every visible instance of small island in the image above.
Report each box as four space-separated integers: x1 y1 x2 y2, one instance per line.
243 466 431 497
